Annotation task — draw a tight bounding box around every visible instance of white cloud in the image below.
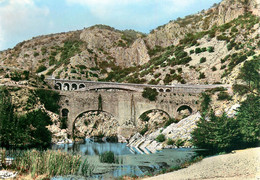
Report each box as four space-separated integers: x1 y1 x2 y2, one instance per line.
0 0 50 50
65 0 196 30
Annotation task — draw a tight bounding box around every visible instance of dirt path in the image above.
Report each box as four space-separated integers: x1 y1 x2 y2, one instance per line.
143 147 260 180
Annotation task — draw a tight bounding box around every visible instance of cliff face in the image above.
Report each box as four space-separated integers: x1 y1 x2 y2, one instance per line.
145 0 259 48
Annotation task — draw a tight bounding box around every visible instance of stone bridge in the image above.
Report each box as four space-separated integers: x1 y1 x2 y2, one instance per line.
46 78 231 135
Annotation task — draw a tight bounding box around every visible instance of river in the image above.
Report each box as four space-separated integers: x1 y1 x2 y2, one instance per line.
51 139 196 180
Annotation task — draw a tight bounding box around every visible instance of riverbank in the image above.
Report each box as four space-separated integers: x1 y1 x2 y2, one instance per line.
142 147 260 180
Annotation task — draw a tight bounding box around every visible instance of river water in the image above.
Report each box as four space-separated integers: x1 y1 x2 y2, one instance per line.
51 139 196 180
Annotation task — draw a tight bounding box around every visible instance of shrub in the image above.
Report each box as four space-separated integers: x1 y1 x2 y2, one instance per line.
167 138 174 145
201 47 207 52
71 69 77 73
164 118 178 128
33 52 39 57
140 111 151 122
10 71 22 81
195 48 202 54
231 26 238 33
36 65 47 73
156 134 165 142
207 46 214 53
200 93 211 112
200 57 206 63
140 124 148 135
217 91 232 100
34 89 60 113
198 72 205 79
190 50 195 54
142 87 158 101
99 151 117 164
211 66 217 71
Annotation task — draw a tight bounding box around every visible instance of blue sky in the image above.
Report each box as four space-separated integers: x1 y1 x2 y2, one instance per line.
0 0 221 51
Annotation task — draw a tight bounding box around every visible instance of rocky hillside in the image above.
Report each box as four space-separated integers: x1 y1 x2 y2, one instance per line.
0 0 258 87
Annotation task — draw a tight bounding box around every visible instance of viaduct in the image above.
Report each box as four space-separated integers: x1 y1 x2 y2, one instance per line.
46 78 231 135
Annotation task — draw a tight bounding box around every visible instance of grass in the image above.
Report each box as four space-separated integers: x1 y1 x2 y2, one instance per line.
0 149 90 178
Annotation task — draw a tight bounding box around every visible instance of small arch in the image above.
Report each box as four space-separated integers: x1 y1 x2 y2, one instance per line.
63 83 70 91
166 89 171 92
177 105 193 115
72 84 78 90
65 100 69 105
62 108 69 118
79 84 85 89
54 83 62 90
159 89 164 92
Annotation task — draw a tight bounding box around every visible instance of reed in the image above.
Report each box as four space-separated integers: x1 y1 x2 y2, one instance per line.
0 149 87 178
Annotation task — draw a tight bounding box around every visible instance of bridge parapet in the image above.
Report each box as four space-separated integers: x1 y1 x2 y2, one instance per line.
46 78 231 93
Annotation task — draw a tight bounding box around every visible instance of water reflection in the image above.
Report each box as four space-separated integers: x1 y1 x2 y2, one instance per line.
52 139 134 155
51 139 196 179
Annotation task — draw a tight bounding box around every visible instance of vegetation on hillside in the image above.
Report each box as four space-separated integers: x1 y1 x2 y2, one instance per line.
0 87 59 148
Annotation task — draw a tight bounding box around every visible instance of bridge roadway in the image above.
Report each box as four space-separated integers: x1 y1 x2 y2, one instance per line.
46 78 231 136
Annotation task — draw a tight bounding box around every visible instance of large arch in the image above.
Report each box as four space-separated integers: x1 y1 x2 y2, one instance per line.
72 110 117 139
138 109 172 123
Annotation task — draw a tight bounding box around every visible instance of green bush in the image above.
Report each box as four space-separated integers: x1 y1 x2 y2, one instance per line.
217 91 232 100
164 118 178 128
36 65 47 73
207 46 214 53
195 48 202 54
99 151 117 164
34 89 60 113
198 72 206 79
140 124 148 136
156 134 165 142
200 93 211 112
190 50 195 54
71 69 77 73
33 52 39 57
10 71 22 82
211 66 217 71
142 87 158 101
167 138 174 145
200 57 206 63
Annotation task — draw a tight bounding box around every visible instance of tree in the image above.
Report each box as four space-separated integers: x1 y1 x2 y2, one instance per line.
236 58 260 94
142 87 159 101
236 95 260 147
0 87 15 147
191 113 241 154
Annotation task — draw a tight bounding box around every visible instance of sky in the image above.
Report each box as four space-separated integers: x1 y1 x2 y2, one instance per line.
0 0 222 51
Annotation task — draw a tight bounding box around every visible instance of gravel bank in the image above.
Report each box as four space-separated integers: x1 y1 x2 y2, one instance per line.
143 147 260 180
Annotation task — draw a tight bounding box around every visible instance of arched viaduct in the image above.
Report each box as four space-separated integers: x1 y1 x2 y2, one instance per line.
46 78 231 135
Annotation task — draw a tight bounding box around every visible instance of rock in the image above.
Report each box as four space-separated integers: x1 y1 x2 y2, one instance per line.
127 112 202 153
0 171 18 179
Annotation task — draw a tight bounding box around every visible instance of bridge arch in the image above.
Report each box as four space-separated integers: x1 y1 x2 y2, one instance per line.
138 109 171 122
63 83 70 91
72 110 117 138
61 108 69 118
72 83 78 90
176 104 193 118
54 82 62 90
79 84 86 90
